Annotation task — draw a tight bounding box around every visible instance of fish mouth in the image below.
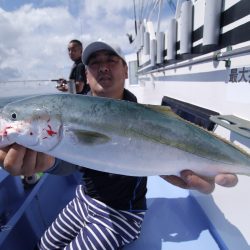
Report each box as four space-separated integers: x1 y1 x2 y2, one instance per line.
0 134 4 147
0 128 13 148
0 114 9 147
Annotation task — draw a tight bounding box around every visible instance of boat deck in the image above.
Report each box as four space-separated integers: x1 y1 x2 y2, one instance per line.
126 176 222 249
0 169 224 249
0 169 81 250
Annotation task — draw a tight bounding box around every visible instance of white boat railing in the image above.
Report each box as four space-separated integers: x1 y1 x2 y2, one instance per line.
139 45 250 74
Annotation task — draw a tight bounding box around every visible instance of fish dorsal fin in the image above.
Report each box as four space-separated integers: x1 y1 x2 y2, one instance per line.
143 104 179 118
73 130 111 145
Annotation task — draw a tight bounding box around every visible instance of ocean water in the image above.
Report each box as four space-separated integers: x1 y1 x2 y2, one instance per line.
0 95 32 108
0 82 58 108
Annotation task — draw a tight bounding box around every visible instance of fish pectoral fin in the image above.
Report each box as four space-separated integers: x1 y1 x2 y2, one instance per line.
73 130 111 145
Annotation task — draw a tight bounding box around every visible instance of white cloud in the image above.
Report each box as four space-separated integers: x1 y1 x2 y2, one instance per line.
0 1 136 82
79 0 135 51
0 0 175 82
0 4 82 81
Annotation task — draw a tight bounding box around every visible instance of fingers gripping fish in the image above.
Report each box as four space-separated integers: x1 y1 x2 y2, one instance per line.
0 94 250 177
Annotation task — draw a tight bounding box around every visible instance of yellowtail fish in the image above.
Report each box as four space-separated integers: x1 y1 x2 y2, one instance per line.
0 94 250 177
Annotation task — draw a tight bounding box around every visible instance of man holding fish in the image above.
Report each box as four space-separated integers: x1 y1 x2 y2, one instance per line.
0 41 238 249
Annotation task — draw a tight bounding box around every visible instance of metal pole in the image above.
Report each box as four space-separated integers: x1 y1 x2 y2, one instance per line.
143 45 250 74
156 0 163 34
133 0 138 35
217 45 250 61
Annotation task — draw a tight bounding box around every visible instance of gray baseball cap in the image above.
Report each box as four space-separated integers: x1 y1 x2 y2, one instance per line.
82 41 126 65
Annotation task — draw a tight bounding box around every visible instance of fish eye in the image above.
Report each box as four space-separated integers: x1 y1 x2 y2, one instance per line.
11 112 17 120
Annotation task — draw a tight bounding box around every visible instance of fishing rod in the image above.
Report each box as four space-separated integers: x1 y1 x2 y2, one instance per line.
133 0 138 35
0 79 60 83
0 79 76 93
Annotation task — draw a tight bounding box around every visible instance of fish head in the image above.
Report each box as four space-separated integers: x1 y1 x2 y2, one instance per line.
0 103 62 152
0 109 17 147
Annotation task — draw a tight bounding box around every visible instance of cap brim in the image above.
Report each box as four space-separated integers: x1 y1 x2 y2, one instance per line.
82 41 125 65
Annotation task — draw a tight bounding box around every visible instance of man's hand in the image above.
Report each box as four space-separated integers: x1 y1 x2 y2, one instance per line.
161 170 238 194
0 144 55 176
56 79 68 92
56 79 84 93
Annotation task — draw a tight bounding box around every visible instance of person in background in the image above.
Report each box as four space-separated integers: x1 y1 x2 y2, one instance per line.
0 41 238 250
57 39 90 94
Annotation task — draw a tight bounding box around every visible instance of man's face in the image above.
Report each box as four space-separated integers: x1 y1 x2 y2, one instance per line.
68 42 82 62
86 50 128 98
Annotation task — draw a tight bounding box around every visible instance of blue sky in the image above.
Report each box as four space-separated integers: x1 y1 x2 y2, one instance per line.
0 0 85 16
0 0 175 82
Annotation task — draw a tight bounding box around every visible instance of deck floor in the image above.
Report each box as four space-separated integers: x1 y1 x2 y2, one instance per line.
0 170 222 249
125 176 221 249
